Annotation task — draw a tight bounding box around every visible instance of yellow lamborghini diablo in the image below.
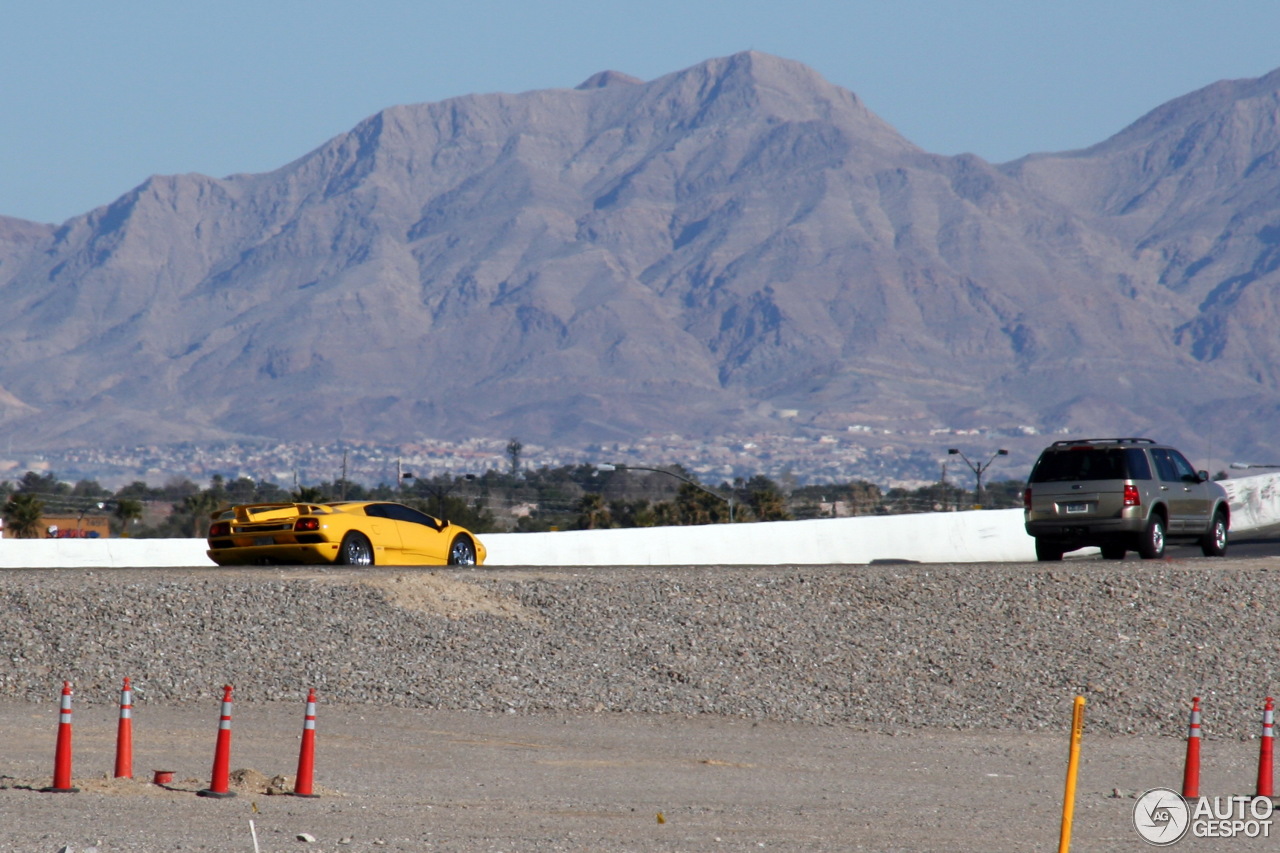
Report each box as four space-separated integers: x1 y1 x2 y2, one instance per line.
206 501 485 566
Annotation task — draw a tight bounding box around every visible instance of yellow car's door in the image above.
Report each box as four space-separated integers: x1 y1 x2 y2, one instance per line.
380 503 450 564
357 504 404 563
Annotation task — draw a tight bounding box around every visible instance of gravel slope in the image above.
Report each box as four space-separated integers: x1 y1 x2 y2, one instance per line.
2 560 1278 738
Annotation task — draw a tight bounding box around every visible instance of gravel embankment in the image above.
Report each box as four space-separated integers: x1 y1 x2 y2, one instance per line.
1 561 1278 737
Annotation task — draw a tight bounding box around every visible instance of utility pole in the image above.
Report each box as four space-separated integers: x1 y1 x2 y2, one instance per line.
599 463 735 522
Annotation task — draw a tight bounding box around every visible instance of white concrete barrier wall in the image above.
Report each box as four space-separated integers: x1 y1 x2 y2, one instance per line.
1221 473 1280 532
3 472 1277 568
481 508 1035 566
0 537 208 569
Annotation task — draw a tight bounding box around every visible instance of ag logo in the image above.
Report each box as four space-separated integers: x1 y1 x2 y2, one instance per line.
1133 787 1190 846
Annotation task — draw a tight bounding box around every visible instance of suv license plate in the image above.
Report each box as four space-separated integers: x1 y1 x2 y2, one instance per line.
1064 502 1089 514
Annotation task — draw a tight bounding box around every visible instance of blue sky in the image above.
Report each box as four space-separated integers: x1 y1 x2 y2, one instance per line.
4 1 1278 224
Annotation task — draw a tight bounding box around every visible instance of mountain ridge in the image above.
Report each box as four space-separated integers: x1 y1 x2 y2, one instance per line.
2 52 1279 468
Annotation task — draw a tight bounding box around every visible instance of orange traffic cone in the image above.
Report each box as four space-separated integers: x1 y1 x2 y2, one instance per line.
1182 696 1202 801
114 677 134 779
41 681 79 793
293 688 319 797
197 685 236 798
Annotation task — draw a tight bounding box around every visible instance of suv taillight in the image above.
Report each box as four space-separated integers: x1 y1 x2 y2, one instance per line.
208 521 231 538
294 517 320 532
1023 487 1032 509
1123 484 1141 507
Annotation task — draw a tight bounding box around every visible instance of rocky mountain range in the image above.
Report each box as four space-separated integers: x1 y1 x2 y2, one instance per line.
2 51 1279 470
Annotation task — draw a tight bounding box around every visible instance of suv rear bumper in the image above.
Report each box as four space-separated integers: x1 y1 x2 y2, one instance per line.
1024 512 1146 545
1025 517 1144 545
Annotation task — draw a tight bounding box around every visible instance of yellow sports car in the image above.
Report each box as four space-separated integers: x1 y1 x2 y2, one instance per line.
206 501 486 566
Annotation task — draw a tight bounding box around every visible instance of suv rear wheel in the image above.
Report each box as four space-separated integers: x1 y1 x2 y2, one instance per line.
1034 540 1064 562
1136 515 1166 560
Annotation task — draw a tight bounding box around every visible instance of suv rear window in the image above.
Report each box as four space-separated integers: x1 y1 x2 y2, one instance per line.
1030 447 1152 482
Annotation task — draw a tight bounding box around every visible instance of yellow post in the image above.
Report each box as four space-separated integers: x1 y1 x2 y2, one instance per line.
1058 696 1087 853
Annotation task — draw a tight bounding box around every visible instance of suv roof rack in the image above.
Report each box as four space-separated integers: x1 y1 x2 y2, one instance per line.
1049 437 1155 447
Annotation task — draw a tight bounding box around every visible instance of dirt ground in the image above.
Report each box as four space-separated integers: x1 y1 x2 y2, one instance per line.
0 699 1271 852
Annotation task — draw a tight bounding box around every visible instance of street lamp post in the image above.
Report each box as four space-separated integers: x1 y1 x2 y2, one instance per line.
418 474 477 519
947 448 1008 508
600 463 734 522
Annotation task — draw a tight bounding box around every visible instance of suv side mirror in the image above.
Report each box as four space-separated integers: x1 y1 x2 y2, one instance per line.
1197 470 1209 483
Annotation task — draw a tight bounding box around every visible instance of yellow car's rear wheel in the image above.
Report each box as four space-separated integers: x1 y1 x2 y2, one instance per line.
337 532 374 566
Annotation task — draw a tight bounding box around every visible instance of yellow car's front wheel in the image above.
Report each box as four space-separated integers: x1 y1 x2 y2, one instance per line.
448 535 477 566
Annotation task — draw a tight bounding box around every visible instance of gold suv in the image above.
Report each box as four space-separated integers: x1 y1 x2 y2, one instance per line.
1023 438 1230 561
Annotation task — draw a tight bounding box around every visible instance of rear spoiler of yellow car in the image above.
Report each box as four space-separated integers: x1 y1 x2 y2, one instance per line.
212 502 335 523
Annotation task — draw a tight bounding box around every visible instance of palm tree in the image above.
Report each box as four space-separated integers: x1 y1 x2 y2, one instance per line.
113 498 143 537
673 483 728 525
745 477 791 521
292 486 328 503
3 493 44 538
575 493 612 529
506 439 523 477
176 490 224 538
